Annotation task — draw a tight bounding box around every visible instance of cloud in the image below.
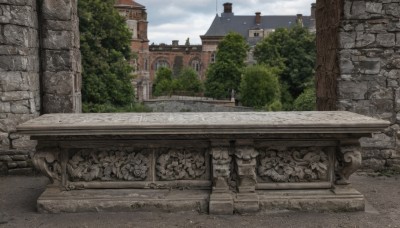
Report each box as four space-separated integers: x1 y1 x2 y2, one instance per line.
144 0 315 44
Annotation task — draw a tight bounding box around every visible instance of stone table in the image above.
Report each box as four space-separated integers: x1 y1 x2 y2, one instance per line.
17 111 389 214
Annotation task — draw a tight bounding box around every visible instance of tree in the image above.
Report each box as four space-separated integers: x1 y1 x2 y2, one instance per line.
79 0 135 109
153 67 204 96
254 25 316 108
240 65 281 109
205 32 249 99
153 67 174 96
177 68 203 95
205 60 242 99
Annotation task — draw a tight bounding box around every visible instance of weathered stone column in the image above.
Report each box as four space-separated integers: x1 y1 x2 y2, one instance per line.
317 0 400 171
338 0 400 171
234 139 259 213
209 140 233 215
40 0 81 113
0 0 41 174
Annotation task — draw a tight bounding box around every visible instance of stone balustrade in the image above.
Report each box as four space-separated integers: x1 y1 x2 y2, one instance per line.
17 112 389 214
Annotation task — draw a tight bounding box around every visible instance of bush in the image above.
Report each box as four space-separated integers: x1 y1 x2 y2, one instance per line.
240 65 281 109
293 88 316 111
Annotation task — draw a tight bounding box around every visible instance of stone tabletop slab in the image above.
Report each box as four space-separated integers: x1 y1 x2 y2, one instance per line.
16 111 389 135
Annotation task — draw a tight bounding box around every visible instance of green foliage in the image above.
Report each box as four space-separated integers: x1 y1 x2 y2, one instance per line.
205 32 249 99
254 25 316 108
173 56 184 76
293 87 316 111
79 0 135 107
205 60 242 99
177 68 204 95
240 65 281 109
216 32 249 66
83 103 152 113
154 67 173 84
153 79 175 96
153 67 203 96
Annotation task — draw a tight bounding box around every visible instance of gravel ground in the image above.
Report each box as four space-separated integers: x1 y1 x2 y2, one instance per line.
0 174 399 228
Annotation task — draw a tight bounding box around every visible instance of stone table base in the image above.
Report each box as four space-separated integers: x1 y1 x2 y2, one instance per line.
37 186 364 214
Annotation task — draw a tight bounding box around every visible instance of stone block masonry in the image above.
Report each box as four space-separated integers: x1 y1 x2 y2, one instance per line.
40 0 81 114
0 0 81 175
0 0 40 175
337 0 400 172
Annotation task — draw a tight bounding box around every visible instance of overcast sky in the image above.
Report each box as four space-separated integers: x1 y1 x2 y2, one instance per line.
144 0 315 45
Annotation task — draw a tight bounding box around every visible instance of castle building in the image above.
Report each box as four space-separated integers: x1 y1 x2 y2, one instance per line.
115 0 151 101
201 2 316 64
115 1 315 100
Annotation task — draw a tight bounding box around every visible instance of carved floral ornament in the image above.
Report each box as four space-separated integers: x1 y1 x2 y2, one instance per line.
67 149 149 182
257 147 330 183
156 148 206 180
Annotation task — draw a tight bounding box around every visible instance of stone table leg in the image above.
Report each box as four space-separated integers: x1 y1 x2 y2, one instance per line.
336 140 362 185
209 140 233 215
234 140 259 213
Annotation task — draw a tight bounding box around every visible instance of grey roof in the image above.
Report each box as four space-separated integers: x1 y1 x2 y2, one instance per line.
203 13 313 45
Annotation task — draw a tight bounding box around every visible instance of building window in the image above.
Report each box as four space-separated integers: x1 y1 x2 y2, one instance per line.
211 53 216 63
155 59 169 70
192 60 200 72
254 32 259 37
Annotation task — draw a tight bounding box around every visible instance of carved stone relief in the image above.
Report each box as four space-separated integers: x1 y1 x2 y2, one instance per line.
67 149 149 182
211 147 231 191
257 147 331 183
32 150 61 184
235 146 259 193
335 146 362 185
156 149 206 181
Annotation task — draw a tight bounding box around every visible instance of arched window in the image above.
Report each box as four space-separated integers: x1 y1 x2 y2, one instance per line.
155 59 170 70
191 59 200 72
211 53 216 63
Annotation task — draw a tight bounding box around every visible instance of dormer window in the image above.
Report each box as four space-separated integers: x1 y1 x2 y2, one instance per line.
254 32 259 37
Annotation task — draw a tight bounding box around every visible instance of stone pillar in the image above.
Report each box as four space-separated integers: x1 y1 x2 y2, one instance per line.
40 0 81 113
209 140 233 215
318 0 400 171
233 140 259 213
0 0 41 174
336 0 400 171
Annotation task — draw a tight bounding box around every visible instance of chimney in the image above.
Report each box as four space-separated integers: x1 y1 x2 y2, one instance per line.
296 14 303 26
311 3 316 19
223 2 232 13
172 40 179 46
255 12 261 24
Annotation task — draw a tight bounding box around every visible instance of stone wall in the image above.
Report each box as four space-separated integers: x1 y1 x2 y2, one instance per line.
144 99 253 112
337 0 400 171
0 0 40 174
0 0 80 175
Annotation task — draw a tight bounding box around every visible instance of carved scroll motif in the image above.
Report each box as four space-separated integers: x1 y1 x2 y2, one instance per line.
67 149 149 182
156 149 206 181
257 147 330 183
235 146 259 193
335 146 362 185
32 150 61 184
211 147 232 191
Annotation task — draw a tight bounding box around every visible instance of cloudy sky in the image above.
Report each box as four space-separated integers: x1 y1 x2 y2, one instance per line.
143 0 315 45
